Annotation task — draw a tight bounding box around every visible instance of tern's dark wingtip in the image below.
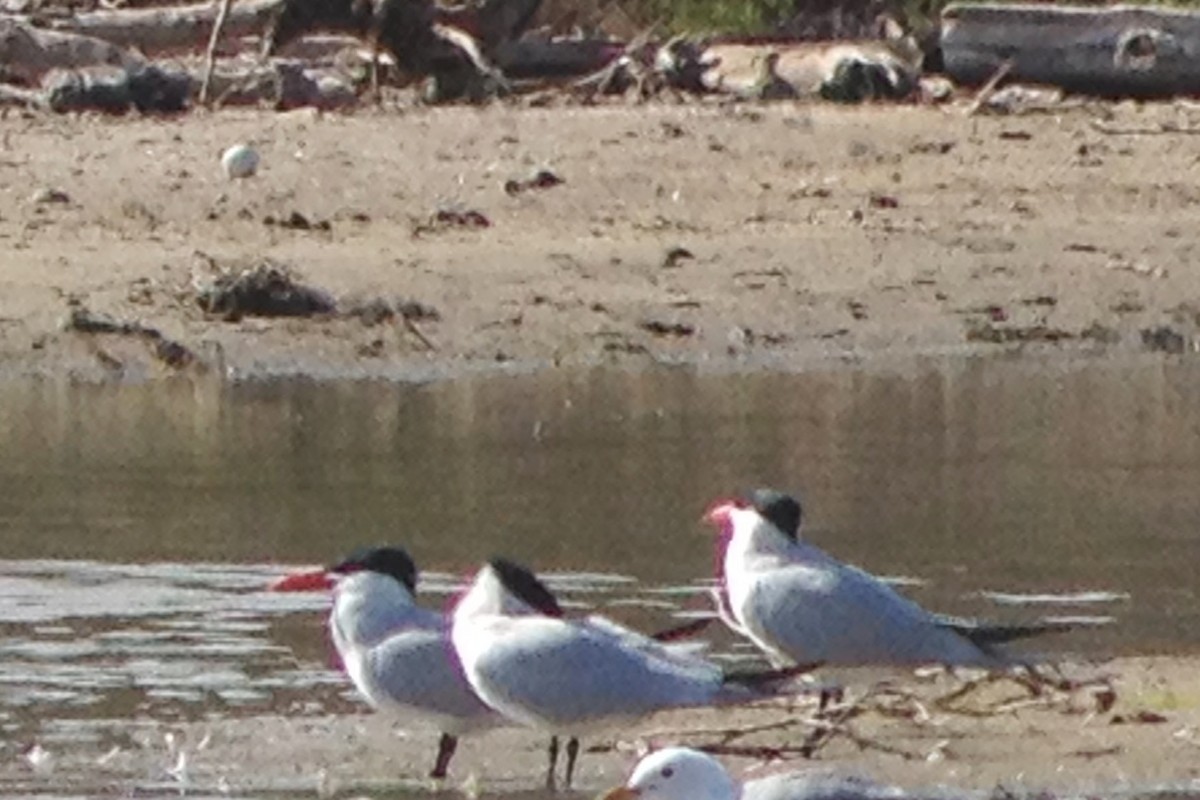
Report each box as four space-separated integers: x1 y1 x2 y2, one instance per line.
485 556 564 617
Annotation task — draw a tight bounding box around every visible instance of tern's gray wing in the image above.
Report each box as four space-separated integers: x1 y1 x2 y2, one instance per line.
361 629 497 733
468 616 722 729
745 771 983 800
743 771 912 800
741 558 990 667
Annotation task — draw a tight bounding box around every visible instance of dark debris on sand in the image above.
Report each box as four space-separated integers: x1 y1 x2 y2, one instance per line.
62 306 196 368
196 262 337 321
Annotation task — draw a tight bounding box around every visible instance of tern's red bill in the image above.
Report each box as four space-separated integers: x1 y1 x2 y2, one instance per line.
701 498 741 527
269 569 335 592
599 788 639 800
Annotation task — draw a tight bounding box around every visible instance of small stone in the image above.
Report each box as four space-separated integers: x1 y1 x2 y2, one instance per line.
221 144 259 179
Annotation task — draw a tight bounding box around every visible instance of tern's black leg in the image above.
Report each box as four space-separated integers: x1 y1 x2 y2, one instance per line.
545 735 559 790
817 685 845 715
564 737 580 789
430 733 458 779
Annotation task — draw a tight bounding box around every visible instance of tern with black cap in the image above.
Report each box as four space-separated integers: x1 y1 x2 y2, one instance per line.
451 557 815 789
704 488 1084 668
270 546 501 779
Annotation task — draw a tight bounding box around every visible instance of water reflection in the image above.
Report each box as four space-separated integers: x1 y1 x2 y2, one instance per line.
1 357 1197 647
0 355 1195 786
0 354 1196 791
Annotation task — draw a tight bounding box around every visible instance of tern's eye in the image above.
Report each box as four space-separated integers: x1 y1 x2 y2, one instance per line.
661 767 674 779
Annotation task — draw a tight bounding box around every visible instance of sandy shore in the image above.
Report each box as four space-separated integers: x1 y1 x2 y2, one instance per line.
1 100 1198 381
3 98 1199 796
5 657 1199 797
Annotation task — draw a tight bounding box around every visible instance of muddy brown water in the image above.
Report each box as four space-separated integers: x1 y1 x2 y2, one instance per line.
0 354 1198 795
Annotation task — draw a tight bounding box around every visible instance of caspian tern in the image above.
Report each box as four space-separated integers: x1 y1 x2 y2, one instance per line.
271 547 712 785
451 558 813 789
704 489 1081 668
270 546 501 779
599 746 926 800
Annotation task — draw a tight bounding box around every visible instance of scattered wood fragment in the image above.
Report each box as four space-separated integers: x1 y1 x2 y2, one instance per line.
627 666 1119 770
62 306 197 368
504 168 563 195
413 207 491 237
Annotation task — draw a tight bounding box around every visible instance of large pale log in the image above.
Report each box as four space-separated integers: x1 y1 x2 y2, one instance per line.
697 40 919 100
941 2 1200 98
41 0 281 54
0 17 139 84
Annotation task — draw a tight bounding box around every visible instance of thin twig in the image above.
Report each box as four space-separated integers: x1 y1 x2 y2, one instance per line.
965 59 1013 116
199 0 235 107
402 316 437 350
1090 119 1200 136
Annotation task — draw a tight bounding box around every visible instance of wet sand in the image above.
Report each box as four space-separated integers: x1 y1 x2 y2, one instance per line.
5 657 1199 797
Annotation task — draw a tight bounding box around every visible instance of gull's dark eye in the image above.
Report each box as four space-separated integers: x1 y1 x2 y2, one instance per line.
661 767 674 779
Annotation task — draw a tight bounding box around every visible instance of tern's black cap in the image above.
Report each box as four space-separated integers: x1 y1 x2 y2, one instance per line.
488 557 563 617
744 489 803 540
331 546 418 594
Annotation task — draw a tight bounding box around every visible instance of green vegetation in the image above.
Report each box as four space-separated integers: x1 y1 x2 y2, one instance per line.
615 0 1200 38
637 0 797 34
608 0 946 37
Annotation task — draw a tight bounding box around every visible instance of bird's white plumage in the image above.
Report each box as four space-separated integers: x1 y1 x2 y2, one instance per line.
451 564 777 734
719 505 995 667
609 747 919 800
330 571 499 735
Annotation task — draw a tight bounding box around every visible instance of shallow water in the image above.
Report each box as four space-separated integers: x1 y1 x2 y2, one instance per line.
0 354 1198 793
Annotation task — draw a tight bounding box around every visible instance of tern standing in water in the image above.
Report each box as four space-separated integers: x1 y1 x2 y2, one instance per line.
450 558 812 789
270 547 501 779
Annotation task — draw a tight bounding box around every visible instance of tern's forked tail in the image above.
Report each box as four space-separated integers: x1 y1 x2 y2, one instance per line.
716 661 823 702
937 615 1109 647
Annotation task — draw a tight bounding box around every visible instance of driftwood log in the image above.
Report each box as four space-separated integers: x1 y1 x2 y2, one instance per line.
260 0 541 91
941 2 1200 98
0 18 356 111
0 16 142 84
694 38 920 101
493 34 621 79
39 0 282 54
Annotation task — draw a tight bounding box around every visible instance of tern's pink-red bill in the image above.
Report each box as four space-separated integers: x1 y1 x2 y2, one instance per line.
269 569 335 592
701 498 740 526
